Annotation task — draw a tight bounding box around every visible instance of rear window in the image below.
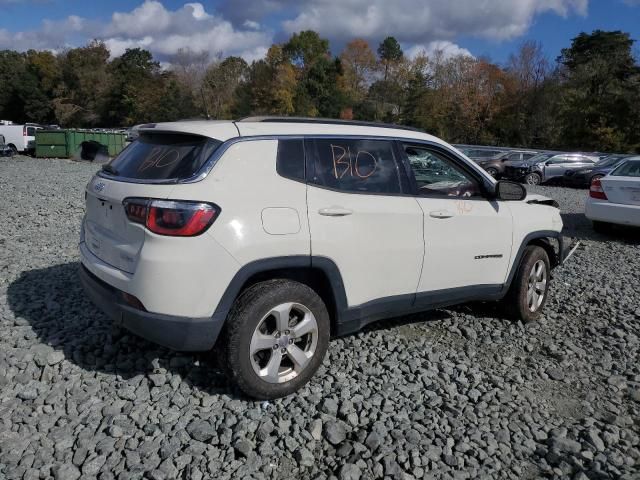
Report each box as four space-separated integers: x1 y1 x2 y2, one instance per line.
26 127 36 136
107 133 221 181
611 160 640 177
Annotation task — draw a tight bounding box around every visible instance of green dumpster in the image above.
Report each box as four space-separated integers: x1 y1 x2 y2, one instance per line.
36 129 127 158
35 130 68 158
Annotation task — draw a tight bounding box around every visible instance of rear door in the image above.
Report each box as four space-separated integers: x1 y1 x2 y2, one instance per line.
305 137 424 309
601 160 640 205
399 142 513 297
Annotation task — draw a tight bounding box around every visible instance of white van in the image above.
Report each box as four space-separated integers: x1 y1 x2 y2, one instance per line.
0 121 41 154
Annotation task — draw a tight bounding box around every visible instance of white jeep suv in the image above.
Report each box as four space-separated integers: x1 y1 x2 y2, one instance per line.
79 118 569 398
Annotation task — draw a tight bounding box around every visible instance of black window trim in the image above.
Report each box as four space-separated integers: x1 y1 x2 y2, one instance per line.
276 138 306 182
396 140 495 201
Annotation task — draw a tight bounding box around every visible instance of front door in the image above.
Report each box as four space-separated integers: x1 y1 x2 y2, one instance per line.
305 137 424 309
399 143 513 301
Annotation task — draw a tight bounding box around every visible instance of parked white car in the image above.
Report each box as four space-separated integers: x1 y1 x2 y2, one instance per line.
79 118 570 398
586 157 640 232
0 121 41 154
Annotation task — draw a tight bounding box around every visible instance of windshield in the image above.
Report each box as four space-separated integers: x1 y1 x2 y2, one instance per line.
611 159 640 177
106 133 221 181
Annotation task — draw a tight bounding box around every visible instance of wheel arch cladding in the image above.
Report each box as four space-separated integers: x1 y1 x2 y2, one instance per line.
212 256 348 334
505 231 562 290
529 237 560 268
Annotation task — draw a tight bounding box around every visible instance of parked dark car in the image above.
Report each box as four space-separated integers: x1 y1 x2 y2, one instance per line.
475 150 539 178
0 134 13 157
563 154 634 187
504 152 599 185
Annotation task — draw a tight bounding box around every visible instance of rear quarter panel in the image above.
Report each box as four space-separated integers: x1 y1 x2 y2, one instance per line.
169 139 311 267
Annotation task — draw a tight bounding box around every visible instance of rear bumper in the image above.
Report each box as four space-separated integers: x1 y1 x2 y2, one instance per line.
585 200 640 227
79 264 224 351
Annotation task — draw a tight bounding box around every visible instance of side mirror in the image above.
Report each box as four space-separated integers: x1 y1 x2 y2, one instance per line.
495 181 527 201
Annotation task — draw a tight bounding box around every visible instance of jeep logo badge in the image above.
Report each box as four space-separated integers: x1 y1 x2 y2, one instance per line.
94 182 106 192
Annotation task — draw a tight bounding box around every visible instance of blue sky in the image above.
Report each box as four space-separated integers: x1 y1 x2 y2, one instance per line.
0 0 638 65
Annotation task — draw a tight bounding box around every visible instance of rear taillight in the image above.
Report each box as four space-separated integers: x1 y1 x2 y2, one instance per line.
589 178 608 200
123 198 219 236
23 126 26 136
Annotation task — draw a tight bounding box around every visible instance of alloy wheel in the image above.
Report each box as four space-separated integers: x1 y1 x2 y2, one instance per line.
526 173 541 185
249 302 318 383
527 260 547 312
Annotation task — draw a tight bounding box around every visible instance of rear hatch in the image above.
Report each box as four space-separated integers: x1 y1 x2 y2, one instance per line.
83 132 222 273
601 159 640 206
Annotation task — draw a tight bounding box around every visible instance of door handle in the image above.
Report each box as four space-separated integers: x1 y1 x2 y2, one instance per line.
318 207 353 217
429 210 455 219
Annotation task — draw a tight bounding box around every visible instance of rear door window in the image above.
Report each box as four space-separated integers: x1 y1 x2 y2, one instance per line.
26 127 36 136
305 138 402 194
106 133 221 181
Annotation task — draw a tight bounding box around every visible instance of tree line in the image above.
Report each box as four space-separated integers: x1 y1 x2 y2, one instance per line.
0 29 639 152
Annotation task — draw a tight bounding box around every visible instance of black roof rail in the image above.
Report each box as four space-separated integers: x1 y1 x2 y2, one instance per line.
236 116 425 133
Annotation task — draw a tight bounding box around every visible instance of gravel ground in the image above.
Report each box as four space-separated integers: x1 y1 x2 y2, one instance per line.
1 156 639 480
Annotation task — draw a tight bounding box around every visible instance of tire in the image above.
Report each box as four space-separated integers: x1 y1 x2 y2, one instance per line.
485 167 499 178
502 246 551 323
524 172 542 185
219 279 330 399
592 221 612 234
8 144 18 156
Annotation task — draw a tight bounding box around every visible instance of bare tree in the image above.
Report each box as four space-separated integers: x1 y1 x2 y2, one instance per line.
507 40 549 91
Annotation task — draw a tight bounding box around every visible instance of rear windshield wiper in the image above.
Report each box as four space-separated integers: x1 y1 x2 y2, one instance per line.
101 164 119 175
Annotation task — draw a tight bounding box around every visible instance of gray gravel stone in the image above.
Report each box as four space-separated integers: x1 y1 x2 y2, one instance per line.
324 421 347 445
186 419 216 442
294 447 315 467
339 463 362 480
53 464 81 480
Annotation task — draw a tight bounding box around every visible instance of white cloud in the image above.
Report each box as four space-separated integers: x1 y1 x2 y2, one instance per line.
0 0 591 64
0 1 273 62
280 0 588 43
406 41 474 60
243 20 261 30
